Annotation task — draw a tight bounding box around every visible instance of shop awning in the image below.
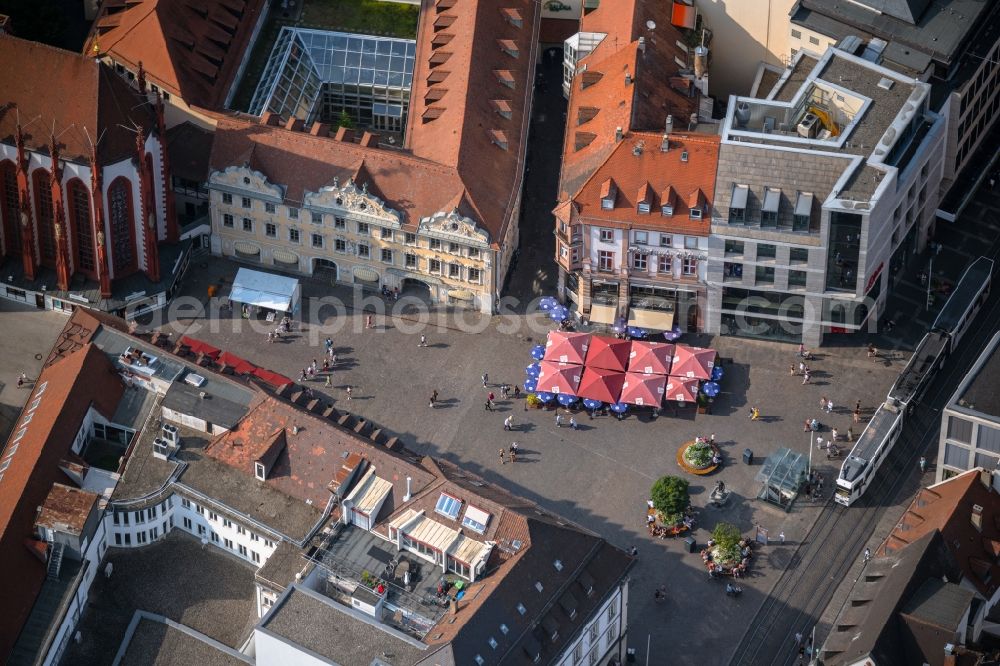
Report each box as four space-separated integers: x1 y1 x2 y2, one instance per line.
589 303 616 325
178 336 221 359
230 268 300 312
627 308 675 331
252 367 293 389
218 351 256 375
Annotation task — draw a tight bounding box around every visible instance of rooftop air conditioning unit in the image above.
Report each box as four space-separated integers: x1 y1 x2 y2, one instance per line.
152 438 172 460
161 423 180 446
797 113 819 139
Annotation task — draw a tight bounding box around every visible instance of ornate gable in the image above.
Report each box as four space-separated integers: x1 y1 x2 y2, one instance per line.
304 178 402 226
419 209 490 247
210 165 284 201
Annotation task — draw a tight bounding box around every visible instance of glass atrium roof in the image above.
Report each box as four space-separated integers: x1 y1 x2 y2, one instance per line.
249 27 416 122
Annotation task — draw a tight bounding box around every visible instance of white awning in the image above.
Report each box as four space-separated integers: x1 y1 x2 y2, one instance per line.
345 468 393 516
272 249 299 265
762 187 781 213
628 308 674 331
448 534 490 566
406 514 460 553
795 192 813 217
590 303 616 324
230 268 300 312
731 184 749 209
233 241 261 255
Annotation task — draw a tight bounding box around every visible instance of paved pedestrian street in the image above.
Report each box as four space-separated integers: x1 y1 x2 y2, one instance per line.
138 257 904 664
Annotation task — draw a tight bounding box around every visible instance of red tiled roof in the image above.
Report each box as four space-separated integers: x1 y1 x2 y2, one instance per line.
557 0 700 203
0 34 155 164
83 0 267 110
406 0 539 246
166 122 213 182
569 131 719 234
878 470 1000 598
0 339 124 659
209 117 487 235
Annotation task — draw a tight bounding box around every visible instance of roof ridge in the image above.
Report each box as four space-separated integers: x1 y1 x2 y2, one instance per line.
97 0 162 55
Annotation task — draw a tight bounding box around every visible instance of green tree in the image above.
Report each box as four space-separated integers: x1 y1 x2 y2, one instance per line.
650 476 689 524
712 522 742 563
336 109 354 129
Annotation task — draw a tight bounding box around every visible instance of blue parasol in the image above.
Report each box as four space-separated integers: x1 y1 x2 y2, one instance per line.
530 344 546 360
627 326 647 338
702 382 720 398
526 363 541 376
583 398 603 410
663 324 683 342
557 393 578 406
550 309 568 322
539 296 558 308
609 402 629 413
712 365 724 381
523 378 538 392
537 391 555 403
539 300 553 311
612 318 627 334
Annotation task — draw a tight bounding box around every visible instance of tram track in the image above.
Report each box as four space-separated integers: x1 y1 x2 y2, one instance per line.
728 240 1000 665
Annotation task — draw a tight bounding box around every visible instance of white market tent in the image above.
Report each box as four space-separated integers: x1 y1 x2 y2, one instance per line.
229 268 301 313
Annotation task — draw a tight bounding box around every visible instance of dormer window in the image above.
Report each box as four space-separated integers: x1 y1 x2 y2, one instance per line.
794 192 814 232
435 493 462 519
637 182 653 214
255 463 266 480
660 186 675 217
498 39 519 58
690 207 702 220
688 189 705 220
680 150 689 162
761 187 780 227
600 178 617 210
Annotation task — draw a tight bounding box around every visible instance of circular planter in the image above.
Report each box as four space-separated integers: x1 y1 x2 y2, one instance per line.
677 440 720 475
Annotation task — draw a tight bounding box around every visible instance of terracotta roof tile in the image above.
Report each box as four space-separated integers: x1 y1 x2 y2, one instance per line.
0 34 155 164
83 0 267 110
0 319 124 658
557 0 700 202
569 131 719 234
209 117 477 231
406 0 539 247
877 470 1000 598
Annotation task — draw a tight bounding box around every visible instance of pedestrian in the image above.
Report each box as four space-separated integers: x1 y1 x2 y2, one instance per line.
307 366 315 379
366 314 374 329
802 371 811 385
499 448 506 465
709 433 716 445
816 436 824 450
327 346 334 360
419 334 427 347
346 385 353 400
794 632 803 647
820 396 827 410
919 455 927 473
798 343 805 356
790 364 796 376
484 399 494 412
570 416 578 429
847 427 854 441
863 547 871 563
331 354 337 367
325 337 333 350
832 427 839 441
299 369 307 381
322 359 330 372
555 413 563 427
629 546 639 558
853 408 861 424
513 385 521 399
325 375 332 388
500 384 508 399
17 374 24 388
826 398 834 413
855 399 861 413
780 531 786 544
504 415 514 431
749 407 760 421
482 372 489 387
488 391 495 404
509 442 518 462
798 361 805 374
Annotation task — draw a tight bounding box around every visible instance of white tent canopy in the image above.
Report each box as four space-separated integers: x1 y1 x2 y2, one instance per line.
229 268 301 313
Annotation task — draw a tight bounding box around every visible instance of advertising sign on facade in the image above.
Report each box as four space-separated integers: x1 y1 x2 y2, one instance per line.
541 0 582 19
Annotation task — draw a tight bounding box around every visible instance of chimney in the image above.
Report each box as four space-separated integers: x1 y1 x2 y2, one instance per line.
335 126 355 142
359 131 379 148
665 115 673 135
285 116 304 132
261 111 281 127
660 134 670 152
309 121 331 137
689 112 698 130
615 126 623 142
624 72 632 85
404 476 412 502
638 37 645 55
450 598 459 615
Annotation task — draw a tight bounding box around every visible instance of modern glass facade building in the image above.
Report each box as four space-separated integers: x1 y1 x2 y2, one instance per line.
249 28 415 133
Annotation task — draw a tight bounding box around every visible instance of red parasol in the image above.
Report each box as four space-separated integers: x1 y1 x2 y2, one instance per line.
576 367 627 404
664 376 699 403
585 335 631 372
669 345 716 380
217 351 256 376
627 341 674 375
536 361 583 394
620 372 666 406
179 335 221 358
544 331 591 365
252 367 294 389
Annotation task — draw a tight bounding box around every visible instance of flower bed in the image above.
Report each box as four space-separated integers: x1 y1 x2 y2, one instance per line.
676 440 720 475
